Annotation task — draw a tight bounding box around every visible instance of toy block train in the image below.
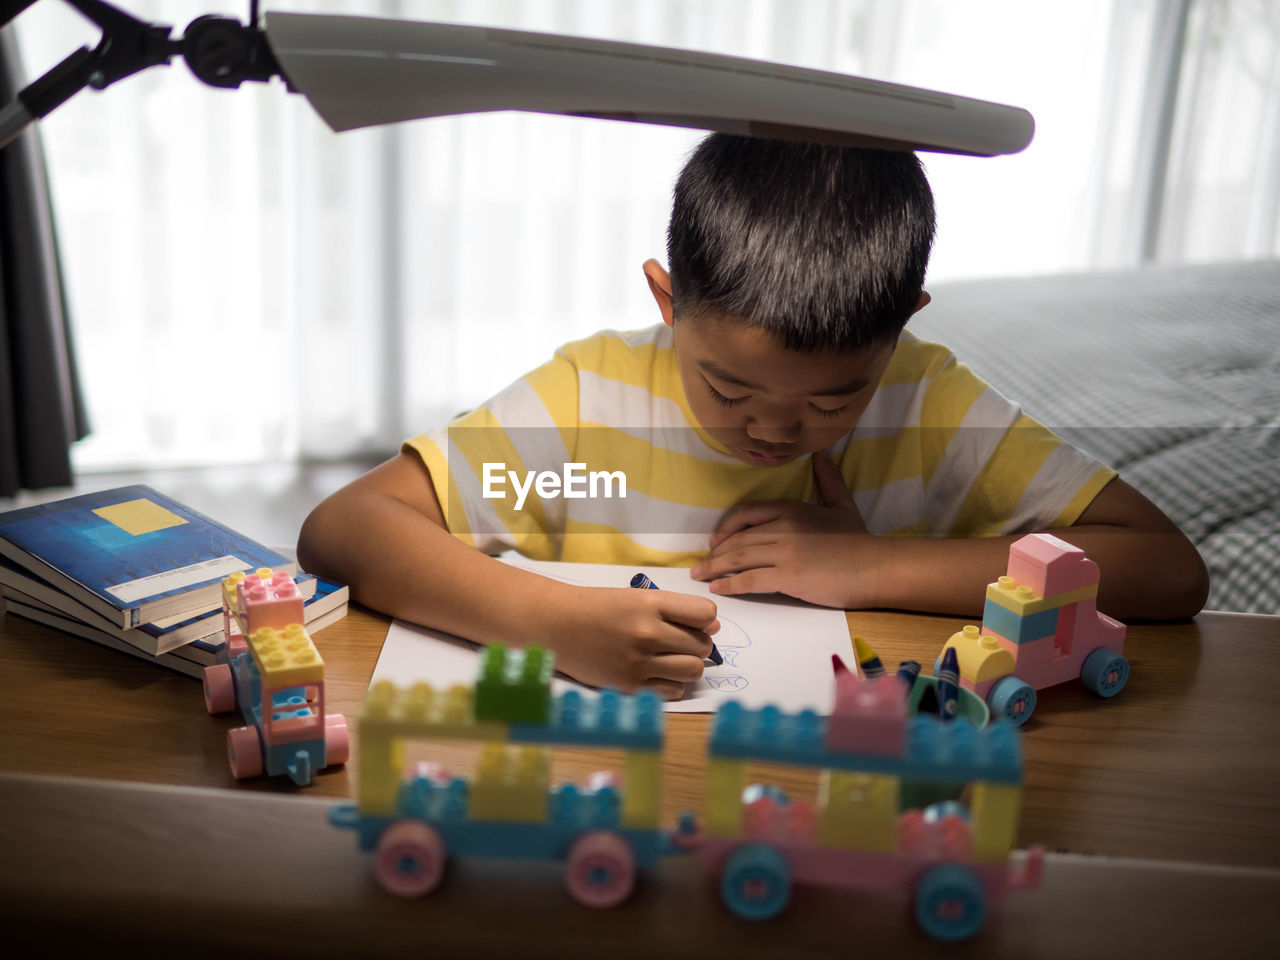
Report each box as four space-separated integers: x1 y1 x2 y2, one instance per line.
202 568 349 784
937 533 1130 725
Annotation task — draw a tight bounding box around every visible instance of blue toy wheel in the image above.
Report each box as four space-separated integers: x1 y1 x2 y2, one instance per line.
721 844 791 921
1080 648 1129 698
914 864 986 941
988 675 1037 726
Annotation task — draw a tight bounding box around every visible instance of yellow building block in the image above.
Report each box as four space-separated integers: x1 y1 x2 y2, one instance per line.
470 743 550 823
817 770 899 851
703 757 747 837
360 680 509 743
249 624 324 686
985 576 1097 617
621 751 662 830
358 727 405 816
971 781 1022 861
945 625 1017 684
222 570 247 612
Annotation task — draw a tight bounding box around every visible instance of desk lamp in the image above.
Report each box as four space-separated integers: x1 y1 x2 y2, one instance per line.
0 0 1034 155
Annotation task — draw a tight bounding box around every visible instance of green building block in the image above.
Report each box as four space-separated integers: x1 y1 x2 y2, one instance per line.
474 645 554 724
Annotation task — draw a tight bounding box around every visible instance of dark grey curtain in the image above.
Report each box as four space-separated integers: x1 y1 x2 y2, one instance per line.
0 24 88 496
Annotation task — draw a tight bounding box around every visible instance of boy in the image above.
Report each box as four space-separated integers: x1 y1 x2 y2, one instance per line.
298 134 1208 698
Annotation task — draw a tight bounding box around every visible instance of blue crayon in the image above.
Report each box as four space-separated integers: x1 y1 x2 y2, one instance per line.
937 647 961 721
629 572 656 590
896 659 921 695
630 572 723 666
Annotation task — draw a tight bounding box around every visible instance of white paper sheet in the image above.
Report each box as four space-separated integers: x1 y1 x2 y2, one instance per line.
370 557 856 714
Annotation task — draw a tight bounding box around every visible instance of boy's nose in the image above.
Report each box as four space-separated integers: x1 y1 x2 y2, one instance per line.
745 419 802 444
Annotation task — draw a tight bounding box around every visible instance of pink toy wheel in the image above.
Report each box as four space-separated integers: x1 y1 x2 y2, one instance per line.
226 725 263 779
374 821 447 898
564 830 636 909
202 663 235 714
324 713 350 767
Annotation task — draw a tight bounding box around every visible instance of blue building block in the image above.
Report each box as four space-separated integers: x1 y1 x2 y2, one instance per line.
709 701 1022 784
982 599 1058 645
549 781 623 832
265 739 324 786
331 808 670 869
230 652 263 727
398 773 472 823
509 688 664 751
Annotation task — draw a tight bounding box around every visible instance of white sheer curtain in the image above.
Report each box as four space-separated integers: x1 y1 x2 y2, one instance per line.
1160 0 1280 260
13 0 1280 472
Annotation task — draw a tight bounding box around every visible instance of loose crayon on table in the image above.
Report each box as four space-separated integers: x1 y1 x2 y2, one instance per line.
916 684 940 716
629 572 723 666
896 659 921 695
937 647 960 721
852 635 886 679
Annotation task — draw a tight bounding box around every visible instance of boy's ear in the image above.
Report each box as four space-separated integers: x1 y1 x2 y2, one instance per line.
642 259 676 328
913 290 932 314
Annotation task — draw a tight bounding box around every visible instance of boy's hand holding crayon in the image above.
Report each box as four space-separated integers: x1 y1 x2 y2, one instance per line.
538 584 720 701
690 450 884 609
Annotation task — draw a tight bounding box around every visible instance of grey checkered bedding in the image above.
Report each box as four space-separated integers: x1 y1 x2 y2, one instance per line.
910 260 1280 615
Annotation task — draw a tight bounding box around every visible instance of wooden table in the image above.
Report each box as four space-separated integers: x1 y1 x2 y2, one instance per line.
2 604 1279 955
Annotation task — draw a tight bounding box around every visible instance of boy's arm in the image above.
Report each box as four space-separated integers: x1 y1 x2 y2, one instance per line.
296 452 718 698
869 477 1209 619
693 452 1209 620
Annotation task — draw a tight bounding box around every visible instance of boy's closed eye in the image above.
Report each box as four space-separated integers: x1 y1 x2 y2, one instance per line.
812 403 851 419
704 375 857 418
705 378 748 407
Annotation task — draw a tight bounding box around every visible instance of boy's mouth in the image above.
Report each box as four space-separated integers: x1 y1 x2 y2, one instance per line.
741 447 795 465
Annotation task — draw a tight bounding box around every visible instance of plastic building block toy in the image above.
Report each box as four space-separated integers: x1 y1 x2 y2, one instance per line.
217 567 302 659
936 532 1130 725
330 645 693 909
475 645 553 724
331 642 1041 938
201 571 348 785
697 669 1042 941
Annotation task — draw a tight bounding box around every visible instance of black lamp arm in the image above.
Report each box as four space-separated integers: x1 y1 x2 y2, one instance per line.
1 0 283 149
17 0 178 118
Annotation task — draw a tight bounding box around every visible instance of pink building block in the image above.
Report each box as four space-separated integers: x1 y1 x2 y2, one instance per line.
970 595 1126 700
825 674 907 756
237 570 305 633
1006 533 1099 597
743 792 817 846
700 835 1034 900
898 808 974 860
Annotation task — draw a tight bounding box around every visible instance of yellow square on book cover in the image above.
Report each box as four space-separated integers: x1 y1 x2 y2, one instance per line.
92 498 188 536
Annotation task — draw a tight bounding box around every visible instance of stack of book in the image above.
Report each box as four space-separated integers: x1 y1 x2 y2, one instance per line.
0 485 349 678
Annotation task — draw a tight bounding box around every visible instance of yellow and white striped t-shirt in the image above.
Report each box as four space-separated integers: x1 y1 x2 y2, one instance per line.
404 324 1115 566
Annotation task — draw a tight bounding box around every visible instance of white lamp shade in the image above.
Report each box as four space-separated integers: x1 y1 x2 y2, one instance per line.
263 12 1034 157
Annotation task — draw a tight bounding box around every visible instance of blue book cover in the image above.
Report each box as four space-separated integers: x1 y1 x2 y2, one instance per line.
305 573 350 618
0 485 296 629
0 557 318 657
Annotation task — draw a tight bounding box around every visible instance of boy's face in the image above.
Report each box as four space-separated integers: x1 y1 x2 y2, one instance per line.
669 312 896 466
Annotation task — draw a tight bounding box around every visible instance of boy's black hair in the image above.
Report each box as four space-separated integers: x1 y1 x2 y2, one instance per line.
666 133 936 352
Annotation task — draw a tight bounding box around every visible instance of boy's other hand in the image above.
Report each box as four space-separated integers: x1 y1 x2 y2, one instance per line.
545 585 720 701
689 450 882 609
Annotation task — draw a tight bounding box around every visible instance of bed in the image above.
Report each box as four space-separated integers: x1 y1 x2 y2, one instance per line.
911 259 1280 616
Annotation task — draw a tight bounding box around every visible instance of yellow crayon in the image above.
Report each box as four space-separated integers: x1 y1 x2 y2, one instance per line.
852 635 886 678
